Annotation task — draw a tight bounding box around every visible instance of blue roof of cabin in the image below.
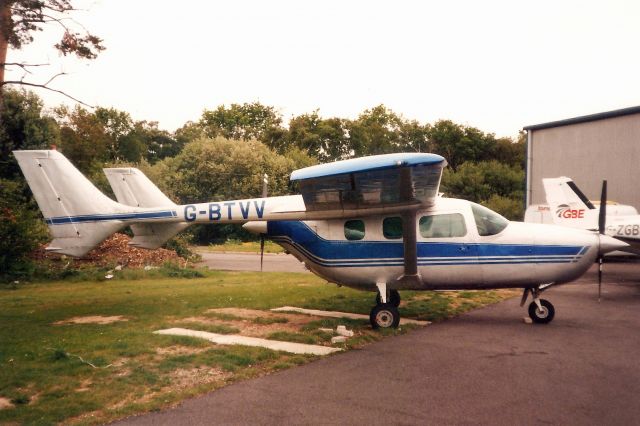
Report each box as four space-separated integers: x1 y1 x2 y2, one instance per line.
290 153 446 181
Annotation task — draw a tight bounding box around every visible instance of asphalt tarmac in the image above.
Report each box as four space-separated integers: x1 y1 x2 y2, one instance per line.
114 262 640 425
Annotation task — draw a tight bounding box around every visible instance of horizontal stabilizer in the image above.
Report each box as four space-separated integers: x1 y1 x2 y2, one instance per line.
128 223 190 249
104 167 189 248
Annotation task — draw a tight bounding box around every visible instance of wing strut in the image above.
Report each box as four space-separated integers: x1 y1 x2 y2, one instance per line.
397 168 422 288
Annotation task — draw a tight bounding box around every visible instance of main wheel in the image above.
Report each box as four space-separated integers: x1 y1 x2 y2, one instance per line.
376 289 401 307
528 299 555 324
370 304 400 329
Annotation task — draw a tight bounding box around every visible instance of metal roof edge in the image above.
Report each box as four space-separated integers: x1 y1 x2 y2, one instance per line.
523 105 640 131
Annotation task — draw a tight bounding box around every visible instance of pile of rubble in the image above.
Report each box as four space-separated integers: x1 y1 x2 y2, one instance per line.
32 233 185 268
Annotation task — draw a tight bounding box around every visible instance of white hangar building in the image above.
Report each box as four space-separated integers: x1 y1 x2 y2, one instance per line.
524 106 640 209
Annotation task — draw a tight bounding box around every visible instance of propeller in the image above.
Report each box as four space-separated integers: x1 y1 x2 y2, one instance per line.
597 180 607 301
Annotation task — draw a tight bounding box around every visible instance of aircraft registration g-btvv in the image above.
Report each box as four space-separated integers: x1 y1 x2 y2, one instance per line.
14 150 627 328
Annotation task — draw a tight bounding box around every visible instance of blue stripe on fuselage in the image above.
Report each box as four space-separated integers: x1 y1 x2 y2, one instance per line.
45 210 177 225
267 221 586 266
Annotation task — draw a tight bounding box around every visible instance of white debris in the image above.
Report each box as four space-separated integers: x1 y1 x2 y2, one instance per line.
144 265 158 271
114 265 123 271
336 325 354 337
523 317 533 324
331 336 348 344
104 274 114 279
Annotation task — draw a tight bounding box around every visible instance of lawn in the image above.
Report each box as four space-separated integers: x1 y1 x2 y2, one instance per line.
196 240 284 254
0 272 517 425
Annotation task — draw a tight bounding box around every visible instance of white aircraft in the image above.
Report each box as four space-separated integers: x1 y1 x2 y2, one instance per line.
543 176 640 254
14 150 627 327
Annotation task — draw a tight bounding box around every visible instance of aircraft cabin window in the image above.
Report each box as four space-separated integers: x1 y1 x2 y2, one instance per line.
471 202 509 236
383 217 403 239
419 213 467 238
344 219 365 240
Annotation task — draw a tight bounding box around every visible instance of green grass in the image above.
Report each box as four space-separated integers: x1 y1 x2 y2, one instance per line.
196 240 284 254
0 273 517 425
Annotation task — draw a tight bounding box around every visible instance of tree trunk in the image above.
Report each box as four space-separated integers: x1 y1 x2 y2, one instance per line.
0 0 11 117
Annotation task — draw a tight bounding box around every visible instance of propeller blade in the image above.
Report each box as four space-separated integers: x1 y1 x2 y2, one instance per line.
597 180 607 302
599 180 607 234
260 234 265 272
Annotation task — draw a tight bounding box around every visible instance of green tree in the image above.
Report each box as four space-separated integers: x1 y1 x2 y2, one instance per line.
347 105 405 156
55 105 109 175
287 110 350 162
441 160 524 220
174 121 206 146
136 121 182 164
0 88 59 179
491 132 526 168
428 120 497 171
0 179 49 280
199 102 285 143
346 105 429 157
94 107 135 161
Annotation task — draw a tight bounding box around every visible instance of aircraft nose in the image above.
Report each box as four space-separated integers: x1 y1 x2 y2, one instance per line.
598 234 629 255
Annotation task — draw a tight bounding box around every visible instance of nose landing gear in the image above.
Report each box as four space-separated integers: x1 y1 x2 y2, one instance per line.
521 286 555 324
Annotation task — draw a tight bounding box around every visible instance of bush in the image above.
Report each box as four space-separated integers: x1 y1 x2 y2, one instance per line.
0 179 49 282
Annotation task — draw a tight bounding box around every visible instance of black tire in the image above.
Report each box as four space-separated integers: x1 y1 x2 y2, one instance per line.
370 304 401 329
376 289 401 307
528 299 555 324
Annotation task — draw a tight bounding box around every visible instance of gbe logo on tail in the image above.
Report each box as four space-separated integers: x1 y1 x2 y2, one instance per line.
556 204 585 219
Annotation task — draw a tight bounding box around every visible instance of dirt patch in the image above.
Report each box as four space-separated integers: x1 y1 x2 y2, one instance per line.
155 346 210 357
0 397 14 410
53 315 128 325
188 308 326 338
169 366 231 391
32 233 185 268
75 379 92 393
205 308 280 319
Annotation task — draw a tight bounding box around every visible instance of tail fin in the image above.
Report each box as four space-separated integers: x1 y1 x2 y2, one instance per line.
103 168 189 249
13 150 133 257
542 176 597 230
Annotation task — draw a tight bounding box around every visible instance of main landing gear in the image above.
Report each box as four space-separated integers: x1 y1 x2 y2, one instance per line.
521 285 555 324
370 283 401 329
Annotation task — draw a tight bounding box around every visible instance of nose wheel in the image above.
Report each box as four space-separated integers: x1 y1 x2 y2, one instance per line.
522 286 556 324
528 299 555 324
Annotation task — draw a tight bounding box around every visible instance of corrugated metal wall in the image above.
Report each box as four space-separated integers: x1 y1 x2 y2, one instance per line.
528 113 640 207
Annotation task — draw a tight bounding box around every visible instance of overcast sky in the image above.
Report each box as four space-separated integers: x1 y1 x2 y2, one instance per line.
6 0 640 138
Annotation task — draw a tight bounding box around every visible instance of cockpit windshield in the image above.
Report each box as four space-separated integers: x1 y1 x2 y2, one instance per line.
471 202 509 236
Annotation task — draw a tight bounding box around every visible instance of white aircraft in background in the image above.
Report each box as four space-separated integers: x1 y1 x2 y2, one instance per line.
543 176 640 254
14 150 626 327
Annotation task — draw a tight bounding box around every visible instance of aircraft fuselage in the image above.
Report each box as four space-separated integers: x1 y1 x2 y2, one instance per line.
265 198 601 292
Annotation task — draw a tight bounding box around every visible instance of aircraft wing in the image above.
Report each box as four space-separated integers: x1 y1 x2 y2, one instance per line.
290 153 446 213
